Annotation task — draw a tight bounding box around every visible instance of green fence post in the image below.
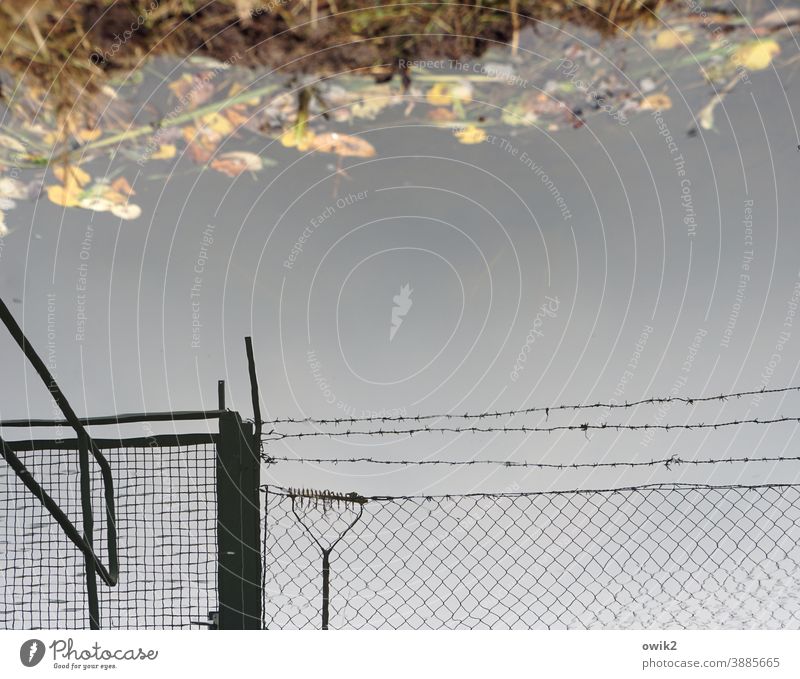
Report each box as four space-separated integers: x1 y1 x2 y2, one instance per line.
217 411 262 629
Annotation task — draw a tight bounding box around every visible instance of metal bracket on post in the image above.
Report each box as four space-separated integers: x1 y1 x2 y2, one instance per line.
216 410 262 629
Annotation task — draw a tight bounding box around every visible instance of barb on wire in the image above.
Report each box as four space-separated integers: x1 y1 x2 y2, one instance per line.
263 481 800 501
259 384 800 425
261 453 800 470
261 415 800 441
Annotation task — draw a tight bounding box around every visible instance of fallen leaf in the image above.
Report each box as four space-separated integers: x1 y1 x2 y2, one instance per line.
0 177 29 199
210 151 265 177
187 143 213 164
306 132 376 157
731 39 781 71
183 125 219 163
425 81 473 107
46 184 81 208
110 203 142 220
79 196 113 212
218 151 263 172
225 106 250 128
426 83 452 107
76 128 102 142
169 73 215 109
0 210 7 237
428 108 457 122
53 165 91 189
152 144 177 160
351 96 393 120
201 112 235 136
111 177 135 197
698 100 717 131
454 125 487 144
102 190 129 205
280 128 316 152
210 158 246 177
639 93 672 111
42 131 62 148
655 29 694 50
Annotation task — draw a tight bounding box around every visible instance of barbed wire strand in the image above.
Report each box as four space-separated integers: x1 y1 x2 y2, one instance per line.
262 481 800 501
260 385 800 425
261 415 800 441
262 453 800 470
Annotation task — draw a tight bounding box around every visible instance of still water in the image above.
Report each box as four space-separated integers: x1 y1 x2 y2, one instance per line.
1 17 800 499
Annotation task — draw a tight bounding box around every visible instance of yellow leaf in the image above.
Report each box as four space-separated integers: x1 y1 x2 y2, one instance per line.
640 93 672 111
182 126 198 145
46 184 81 208
655 29 694 50
168 74 194 99
731 39 780 71
425 82 472 107
228 83 261 106
42 131 61 147
76 128 102 142
152 143 177 160
53 165 91 188
280 128 315 152
455 125 487 145
426 83 453 107
351 97 391 120
201 112 235 136
307 132 376 158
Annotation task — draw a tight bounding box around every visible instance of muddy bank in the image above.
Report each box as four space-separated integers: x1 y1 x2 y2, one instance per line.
1 0 668 126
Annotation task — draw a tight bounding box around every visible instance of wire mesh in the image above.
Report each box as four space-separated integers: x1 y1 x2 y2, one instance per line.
0 440 218 629
262 484 800 629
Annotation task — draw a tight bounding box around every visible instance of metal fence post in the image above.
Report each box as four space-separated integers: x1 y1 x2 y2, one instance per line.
78 432 100 629
321 549 331 630
217 411 262 629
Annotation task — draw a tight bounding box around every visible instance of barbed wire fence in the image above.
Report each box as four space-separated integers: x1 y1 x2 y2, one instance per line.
5 333 800 631
259 384 800 629
259 384 800 425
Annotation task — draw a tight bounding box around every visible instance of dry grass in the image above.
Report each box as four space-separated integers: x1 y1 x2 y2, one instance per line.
0 0 669 135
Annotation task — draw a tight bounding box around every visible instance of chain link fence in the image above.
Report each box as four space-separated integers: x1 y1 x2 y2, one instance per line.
1 436 218 629
262 483 800 629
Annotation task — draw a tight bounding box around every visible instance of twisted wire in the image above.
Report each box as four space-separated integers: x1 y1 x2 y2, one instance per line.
262 453 800 470
260 385 800 425
262 415 800 441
